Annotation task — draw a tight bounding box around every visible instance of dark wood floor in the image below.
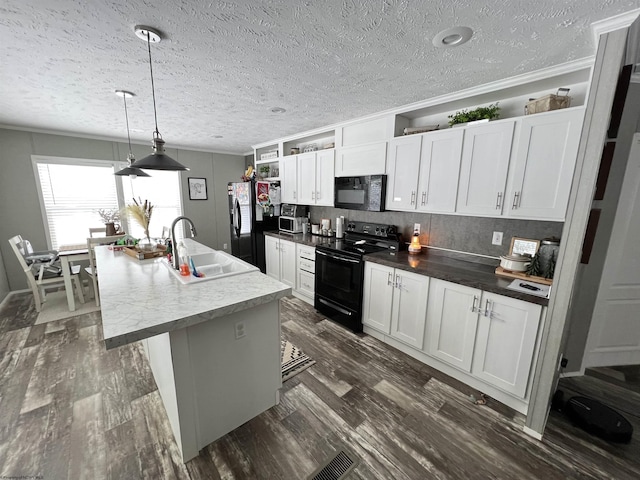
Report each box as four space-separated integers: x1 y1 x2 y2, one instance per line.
1 292 639 479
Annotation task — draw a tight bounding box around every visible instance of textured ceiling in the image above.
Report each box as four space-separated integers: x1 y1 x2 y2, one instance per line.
1 0 639 155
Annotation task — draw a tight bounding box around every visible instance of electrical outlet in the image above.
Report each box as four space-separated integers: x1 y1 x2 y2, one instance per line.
492 231 503 246
235 322 246 339
223 243 228 250
413 223 421 235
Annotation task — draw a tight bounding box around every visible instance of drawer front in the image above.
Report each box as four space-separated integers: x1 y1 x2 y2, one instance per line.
299 257 315 273
298 270 315 297
297 244 315 260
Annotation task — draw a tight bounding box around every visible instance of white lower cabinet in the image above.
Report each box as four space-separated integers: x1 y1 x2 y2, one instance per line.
425 279 481 372
362 262 429 349
296 244 315 302
471 292 542 397
426 278 541 397
265 236 296 288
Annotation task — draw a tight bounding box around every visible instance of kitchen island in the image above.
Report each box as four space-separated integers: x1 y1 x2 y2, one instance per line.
96 239 291 462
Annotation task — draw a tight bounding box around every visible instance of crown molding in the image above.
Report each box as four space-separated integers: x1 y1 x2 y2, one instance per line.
591 8 640 42
252 57 593 150
0 124 244 157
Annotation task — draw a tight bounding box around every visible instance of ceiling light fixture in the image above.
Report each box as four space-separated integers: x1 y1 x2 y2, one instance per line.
270 107 286 114
114 90 150 178
432 26 473 48
133 25 189 171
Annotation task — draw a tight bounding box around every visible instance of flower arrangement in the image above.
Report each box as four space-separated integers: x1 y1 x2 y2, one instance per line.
123 197 153 241
97 208 120 224
448 103 500 127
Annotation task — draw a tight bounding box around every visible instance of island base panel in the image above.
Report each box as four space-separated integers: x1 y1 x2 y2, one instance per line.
145 300 282 462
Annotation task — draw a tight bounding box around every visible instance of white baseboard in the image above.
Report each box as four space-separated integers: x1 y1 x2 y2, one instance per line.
523 426 543 440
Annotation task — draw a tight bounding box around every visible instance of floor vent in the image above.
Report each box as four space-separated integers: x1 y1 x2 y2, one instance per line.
307 449 358 480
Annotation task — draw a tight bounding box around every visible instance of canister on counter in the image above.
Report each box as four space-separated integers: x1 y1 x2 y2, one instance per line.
538 237 560 278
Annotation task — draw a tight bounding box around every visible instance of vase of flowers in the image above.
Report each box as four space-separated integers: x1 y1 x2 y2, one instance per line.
123 198 154 251
97 208 121 236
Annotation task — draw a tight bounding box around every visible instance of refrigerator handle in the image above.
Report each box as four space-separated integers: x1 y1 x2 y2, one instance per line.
235 199 242 238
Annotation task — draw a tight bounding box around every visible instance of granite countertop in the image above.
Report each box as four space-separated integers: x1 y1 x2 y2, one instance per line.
97 239 291 350
364 250 550 306
264 230 337 248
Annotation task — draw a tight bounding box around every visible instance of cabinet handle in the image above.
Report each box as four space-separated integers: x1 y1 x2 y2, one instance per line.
512 191 520 209
387 272 393 286
311 191 315 200
293 190 297 200
484 299 492 318
495 192 503 210
410 191 416 205
395 274 401 289
316 190 320 200
471 295 478 313
421 191 426 206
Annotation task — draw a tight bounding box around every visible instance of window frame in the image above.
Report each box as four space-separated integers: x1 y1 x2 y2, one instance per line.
31 155 184 249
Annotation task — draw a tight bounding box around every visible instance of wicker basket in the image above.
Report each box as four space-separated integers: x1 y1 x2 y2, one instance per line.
525 88 571 115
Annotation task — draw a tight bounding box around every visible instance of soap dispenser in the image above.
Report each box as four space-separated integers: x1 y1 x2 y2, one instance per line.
177 241 190 276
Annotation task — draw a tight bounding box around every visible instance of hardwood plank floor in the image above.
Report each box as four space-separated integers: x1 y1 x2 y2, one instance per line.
0 292 639 479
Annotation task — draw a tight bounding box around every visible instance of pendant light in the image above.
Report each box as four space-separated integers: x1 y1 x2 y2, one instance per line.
114 90 150 178
133 25 188 171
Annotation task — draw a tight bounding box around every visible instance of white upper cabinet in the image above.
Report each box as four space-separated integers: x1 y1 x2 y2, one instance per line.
386 129 463 213
456 121 515 216
280 155 298 204
296 150 335 206
315 149 335 206
335 142 387 177
386 135 422 210
505 108 584 221
297 152 317 205
417 129 464 213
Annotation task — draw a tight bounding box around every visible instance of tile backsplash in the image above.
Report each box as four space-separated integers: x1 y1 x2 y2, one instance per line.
309 206 563 261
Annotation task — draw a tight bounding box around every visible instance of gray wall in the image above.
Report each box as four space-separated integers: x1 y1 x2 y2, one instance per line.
0 128 245 291
310 206 563 264
0 249 10 303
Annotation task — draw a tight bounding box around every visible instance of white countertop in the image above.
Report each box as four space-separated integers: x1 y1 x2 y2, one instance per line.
97 239 291 349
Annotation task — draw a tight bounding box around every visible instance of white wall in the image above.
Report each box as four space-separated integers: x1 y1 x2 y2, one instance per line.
0 249 10 303
0 128 245 291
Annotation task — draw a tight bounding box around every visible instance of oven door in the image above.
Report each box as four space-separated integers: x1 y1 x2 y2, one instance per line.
314 248 364 331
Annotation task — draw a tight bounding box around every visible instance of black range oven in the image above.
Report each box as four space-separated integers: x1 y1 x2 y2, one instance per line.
315 221 401 332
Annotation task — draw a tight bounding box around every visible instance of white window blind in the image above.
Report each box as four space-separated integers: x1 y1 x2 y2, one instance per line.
36 162 119 249
121 170 183 240
34 157 184 249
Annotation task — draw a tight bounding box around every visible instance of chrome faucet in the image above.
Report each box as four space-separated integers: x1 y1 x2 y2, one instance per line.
171 216 198 270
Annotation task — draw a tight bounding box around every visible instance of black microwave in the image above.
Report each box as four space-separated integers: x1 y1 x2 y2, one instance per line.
334 175 387 211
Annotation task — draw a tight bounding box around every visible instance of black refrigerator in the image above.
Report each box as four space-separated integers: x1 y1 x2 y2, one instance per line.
228 180 279 273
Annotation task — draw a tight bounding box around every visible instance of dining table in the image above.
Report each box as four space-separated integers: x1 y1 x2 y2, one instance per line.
58 243 90 311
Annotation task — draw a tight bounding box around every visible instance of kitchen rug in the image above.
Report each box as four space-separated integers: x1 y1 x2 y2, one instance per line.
281 340 315 381
35 291 100 325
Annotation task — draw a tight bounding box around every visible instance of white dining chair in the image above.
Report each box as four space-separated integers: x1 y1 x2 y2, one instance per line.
85 234 126 306
8 235 85 312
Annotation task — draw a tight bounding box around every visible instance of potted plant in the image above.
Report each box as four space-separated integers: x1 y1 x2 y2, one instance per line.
448 103 500 127
259 165 271 178
97 208 121 236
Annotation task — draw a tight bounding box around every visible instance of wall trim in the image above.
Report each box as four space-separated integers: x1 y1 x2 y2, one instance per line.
252 57 593 149
591 8 640 41
0 125 242 157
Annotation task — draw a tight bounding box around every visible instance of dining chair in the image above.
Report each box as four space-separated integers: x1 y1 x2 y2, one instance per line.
85 234 126 307
89 227 106 238
8 235 85 312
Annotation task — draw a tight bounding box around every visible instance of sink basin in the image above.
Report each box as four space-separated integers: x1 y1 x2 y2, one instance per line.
163 250 258 284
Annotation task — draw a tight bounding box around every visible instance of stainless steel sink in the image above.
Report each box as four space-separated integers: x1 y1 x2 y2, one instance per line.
163 250 258 284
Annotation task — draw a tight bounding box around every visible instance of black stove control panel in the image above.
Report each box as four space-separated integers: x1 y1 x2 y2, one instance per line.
346 221 397 238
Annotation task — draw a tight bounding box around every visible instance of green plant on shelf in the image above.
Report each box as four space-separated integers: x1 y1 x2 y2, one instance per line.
448 103 500 127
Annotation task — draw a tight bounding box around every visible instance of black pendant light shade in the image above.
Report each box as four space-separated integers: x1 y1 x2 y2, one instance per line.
134 133 188 171
134 25 188 172
114 90 150 178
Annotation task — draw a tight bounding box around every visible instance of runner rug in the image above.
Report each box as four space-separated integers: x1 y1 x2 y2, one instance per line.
281 340 315 381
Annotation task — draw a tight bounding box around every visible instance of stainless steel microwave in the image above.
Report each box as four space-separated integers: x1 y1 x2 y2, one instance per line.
334 175 387 211
279 216 306 233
